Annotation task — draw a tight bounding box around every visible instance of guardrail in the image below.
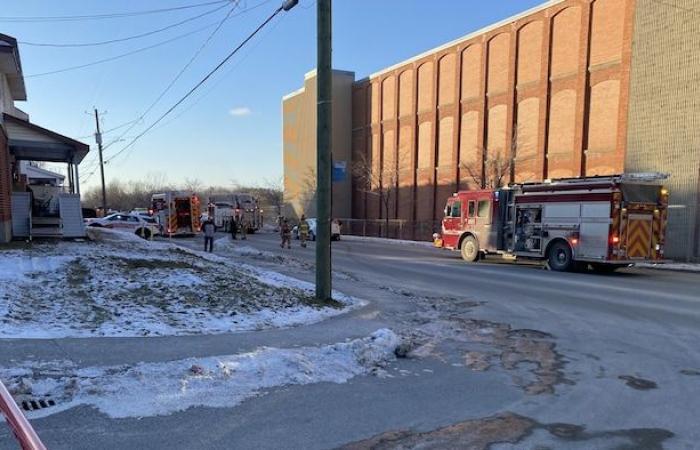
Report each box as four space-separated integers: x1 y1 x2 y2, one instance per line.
0 380 46 450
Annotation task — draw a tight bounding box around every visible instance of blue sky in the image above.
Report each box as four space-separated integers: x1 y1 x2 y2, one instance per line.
2 0 543 190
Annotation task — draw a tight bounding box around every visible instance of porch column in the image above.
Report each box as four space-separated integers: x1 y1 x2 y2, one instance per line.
74 163 80 195
67 163 74 194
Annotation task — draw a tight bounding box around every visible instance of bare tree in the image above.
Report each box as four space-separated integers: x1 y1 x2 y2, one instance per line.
461 127 518 189
256 176 284 217
352 152 401 237
183 177 204 194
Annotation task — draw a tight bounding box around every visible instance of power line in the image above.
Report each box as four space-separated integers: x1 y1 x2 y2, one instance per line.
0 1 231 23
76 118 141 139
19 3 230 48
149 12 286 135
105 2 292 165
25 20 219 78
104 0 246 149
25 0 272 78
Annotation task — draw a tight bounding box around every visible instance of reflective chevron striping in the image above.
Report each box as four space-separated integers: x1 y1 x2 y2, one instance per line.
626 218 652 258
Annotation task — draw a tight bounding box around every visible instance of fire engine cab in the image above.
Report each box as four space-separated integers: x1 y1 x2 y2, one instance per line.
434 174 669 272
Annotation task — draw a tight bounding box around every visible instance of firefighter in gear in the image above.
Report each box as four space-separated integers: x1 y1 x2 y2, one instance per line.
298 215 310 248
280 219 292 249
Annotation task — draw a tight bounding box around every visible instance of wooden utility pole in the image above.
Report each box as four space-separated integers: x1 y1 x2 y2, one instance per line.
315 0 332 301
93 108 107 212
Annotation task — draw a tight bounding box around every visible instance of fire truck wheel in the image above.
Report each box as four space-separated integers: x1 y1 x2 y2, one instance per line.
460 235 480 262
548 241 573 272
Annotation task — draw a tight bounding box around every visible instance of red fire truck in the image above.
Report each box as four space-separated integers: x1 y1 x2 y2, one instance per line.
433 174 669 272
151 191 202 237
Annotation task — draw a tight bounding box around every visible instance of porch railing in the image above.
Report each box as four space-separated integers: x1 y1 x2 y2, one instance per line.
0 379 47 450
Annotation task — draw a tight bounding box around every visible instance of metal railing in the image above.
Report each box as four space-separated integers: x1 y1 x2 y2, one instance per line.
0 379 47 450
338 218 440 241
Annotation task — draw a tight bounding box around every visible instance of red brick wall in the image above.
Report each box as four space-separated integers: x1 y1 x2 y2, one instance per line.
0 124 11 223
351 0 636 238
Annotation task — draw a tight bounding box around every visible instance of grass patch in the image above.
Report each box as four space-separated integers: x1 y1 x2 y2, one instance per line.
114 257 197 271
67 259 90 288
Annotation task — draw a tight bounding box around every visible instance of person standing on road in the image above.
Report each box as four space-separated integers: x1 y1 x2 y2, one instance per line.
298 214 310 248
230 215 238 240
240 218 248 240
280 218 291 249
203 217 216 252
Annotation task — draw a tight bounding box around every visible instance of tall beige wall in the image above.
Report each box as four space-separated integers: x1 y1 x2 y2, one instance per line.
282 70 354 219
625 0 700 260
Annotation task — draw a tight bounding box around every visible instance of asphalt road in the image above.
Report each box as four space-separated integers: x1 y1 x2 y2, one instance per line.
1 231 699 449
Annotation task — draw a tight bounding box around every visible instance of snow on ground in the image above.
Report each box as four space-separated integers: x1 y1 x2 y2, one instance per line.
1 329 400 419
0 228 361 339
342 235 434 248
637 262 700 273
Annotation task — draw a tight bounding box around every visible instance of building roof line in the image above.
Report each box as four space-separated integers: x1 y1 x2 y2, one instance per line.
367 0 565 80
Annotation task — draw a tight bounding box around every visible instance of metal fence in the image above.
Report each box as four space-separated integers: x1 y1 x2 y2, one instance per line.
338 218 440 242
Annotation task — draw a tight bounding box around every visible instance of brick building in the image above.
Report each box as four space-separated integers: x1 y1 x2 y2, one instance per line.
283 0 699 260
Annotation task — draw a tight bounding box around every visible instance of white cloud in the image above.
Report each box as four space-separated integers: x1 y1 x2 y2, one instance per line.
229 107 252 117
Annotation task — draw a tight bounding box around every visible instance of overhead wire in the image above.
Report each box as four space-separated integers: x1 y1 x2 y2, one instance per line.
149 12 286 134
19 3 230 48
24 0 272 78
105 3 286 165
0 1 230 23
103 0 245 151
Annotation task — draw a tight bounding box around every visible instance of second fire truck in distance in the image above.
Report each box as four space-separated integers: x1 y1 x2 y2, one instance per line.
151 191 201 237
434 174 669 272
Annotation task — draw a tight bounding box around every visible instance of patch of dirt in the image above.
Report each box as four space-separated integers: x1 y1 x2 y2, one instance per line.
404 315 568 394
618 375 658 390
339 412 536 450
339 413 674 450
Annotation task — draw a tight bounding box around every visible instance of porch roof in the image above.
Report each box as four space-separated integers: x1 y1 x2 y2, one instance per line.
3 113 89 164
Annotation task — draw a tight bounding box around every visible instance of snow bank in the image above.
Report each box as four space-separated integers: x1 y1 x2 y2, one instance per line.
637 262 700 273
0 228 363 339
342 235 434 248
0 255 74 281
2 329 400 419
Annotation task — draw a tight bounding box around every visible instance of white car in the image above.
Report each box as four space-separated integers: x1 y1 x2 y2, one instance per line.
88 213 161 239
292 218 341 241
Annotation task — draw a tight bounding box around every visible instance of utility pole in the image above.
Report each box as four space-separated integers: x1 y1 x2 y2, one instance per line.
93 108 107 212
316 0 332 302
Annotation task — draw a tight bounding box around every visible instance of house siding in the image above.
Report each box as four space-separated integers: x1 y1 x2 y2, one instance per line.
0 124 11 242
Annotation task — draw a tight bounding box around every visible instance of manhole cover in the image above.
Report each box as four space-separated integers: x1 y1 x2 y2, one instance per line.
20 398 56 412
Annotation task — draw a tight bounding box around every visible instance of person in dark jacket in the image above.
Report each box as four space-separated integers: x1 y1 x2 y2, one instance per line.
230 215 238 240
202 217 216 252
280 219 291 249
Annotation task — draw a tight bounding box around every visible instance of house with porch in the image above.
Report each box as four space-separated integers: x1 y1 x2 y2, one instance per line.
0 33 89 242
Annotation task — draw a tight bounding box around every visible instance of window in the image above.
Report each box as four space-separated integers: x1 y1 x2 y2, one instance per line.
468 201 476 217
477 200 490 218
450 201 461 218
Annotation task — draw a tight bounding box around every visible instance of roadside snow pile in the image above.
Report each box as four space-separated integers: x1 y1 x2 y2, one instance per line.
0 228 358 338
0 255 74 281
1 329 400 418
637 262 700 273
342 235 434 248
